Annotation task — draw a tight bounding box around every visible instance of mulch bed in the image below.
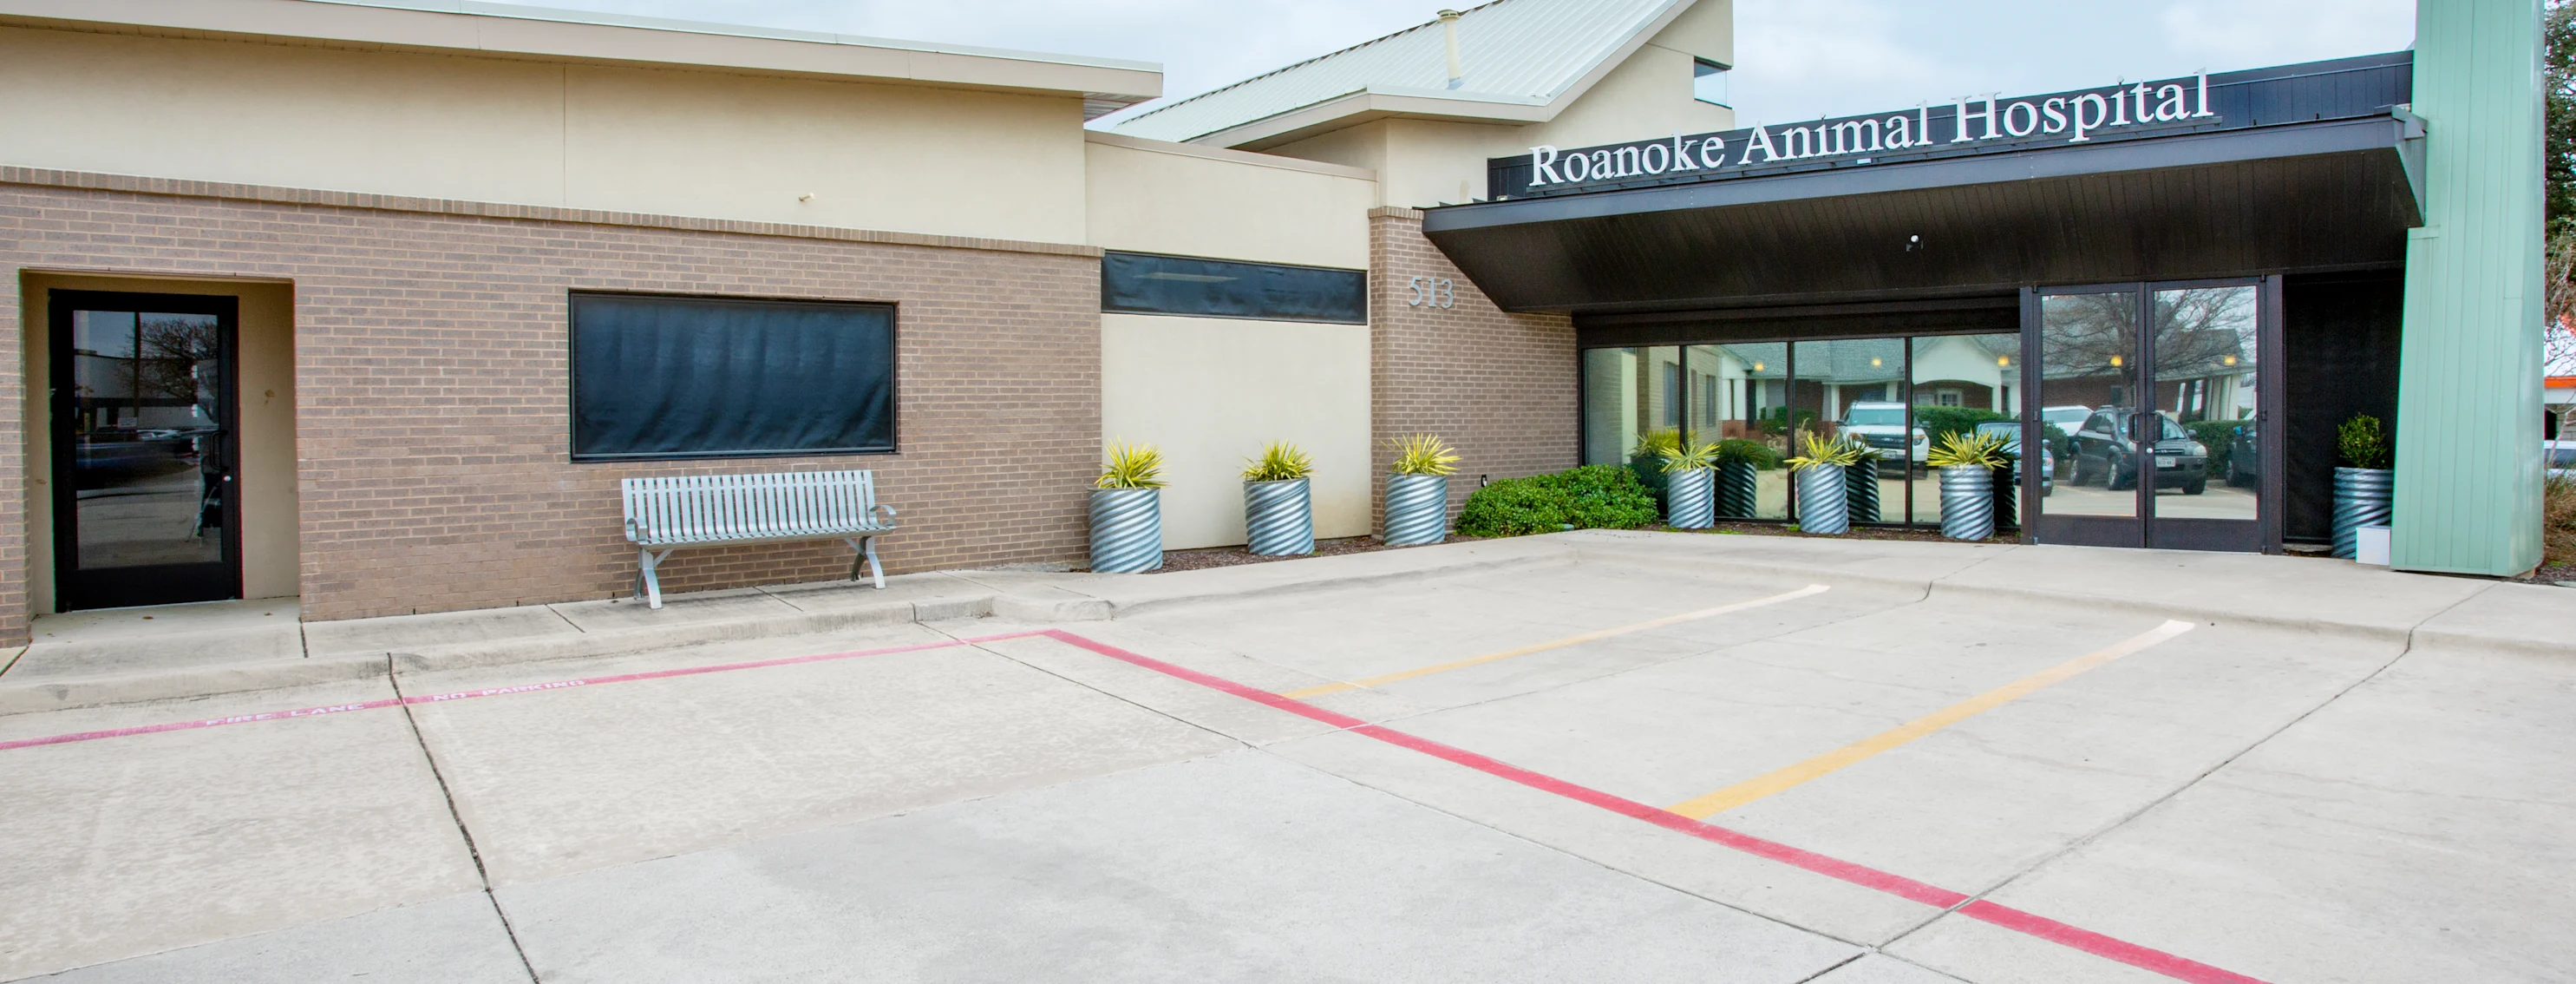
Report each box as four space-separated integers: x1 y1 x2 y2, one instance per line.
1105 535 1443 574
1664 522 2019 545
1083 522 2012 574
2511 563 2576 587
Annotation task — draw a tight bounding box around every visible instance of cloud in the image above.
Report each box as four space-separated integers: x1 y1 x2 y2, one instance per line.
1729 0 1957 123
2161 0 2415 68
520 0 2422 129
529 0 1430 103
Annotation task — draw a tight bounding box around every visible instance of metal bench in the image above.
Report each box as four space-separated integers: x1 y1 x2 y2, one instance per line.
620 470 898 609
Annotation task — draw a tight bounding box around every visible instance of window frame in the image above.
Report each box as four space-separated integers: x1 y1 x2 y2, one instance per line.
1693 58 1732 108
1100 250 1369 325
566 290 902 463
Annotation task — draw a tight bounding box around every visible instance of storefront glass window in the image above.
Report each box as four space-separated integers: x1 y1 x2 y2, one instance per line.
1580 346 1682 467
1908 333 2022 524
570 292 898 461
1792 339 1905 523
2153 286 2259 517
2038 291 2141 519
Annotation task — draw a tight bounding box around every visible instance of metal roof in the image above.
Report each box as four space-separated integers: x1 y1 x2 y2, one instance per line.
314 0 1161 72
1106 0 1688 144
5 0 1162 109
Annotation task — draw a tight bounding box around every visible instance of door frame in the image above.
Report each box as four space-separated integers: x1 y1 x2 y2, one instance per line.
49 289 244 611
2019 277 2280 553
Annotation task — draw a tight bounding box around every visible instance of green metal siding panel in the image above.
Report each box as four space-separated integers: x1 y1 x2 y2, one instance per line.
2392 0 2546 574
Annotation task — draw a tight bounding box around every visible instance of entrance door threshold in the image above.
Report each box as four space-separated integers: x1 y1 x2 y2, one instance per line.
11 598 304 684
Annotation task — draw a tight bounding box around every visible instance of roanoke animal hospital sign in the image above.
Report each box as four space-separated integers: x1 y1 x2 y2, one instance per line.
1512 69 2242 195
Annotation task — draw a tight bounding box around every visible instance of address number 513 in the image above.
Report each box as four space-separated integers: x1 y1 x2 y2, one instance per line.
1408 276 1456 309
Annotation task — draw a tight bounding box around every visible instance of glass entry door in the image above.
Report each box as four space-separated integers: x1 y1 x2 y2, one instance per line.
50 291 240 609
2025 280 2271 552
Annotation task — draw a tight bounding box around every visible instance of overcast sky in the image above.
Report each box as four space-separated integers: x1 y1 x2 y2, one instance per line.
530 0 2417 127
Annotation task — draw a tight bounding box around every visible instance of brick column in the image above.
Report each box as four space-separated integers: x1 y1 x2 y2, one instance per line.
1368 207 1578 533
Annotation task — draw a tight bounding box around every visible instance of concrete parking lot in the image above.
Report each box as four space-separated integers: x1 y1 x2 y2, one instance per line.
0 532 2568 982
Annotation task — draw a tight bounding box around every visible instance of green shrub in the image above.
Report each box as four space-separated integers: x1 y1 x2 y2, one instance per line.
1755 407 1817 436
1712 437 1779 469
2337 414 2391 469
1912 406 2009 446
2183 419 2244 476
1455 464 1659 537
2547 473 2576 567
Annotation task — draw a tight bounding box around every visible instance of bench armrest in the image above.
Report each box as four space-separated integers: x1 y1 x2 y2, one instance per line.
872 503 899 528
624 516 646 542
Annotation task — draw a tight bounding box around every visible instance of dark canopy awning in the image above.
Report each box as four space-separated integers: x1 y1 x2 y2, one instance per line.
1421 115 2424 314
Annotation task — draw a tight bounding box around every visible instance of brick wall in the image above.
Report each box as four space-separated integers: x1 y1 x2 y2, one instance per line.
1368 207 1578 528
0 177 1101 640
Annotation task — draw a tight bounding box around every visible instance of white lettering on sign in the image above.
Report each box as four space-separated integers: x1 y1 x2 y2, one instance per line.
1525 70 2218 190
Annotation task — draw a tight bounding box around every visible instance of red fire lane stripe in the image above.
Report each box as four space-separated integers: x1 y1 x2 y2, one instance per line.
1032 628 2272 984
0 624 2277 984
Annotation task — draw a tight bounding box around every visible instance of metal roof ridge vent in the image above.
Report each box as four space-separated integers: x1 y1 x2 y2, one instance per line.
1441 9 1465 90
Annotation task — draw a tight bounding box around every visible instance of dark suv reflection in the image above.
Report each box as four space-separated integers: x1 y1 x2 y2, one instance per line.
2070 408 2208 495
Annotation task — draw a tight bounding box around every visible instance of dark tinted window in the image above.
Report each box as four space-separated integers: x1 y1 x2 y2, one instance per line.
1102 251 1366 324
570 292 895 461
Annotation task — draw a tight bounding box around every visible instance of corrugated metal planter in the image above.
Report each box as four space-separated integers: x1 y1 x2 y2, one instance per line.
1088 488 1162 574
1844 461 1880 524
1716 461 1758 518
1383 473 1449 546
1245 477 1315 556
2331 468 2394 559
1665 469 1716 528
1939 465 1996 541
1795 464 1850 535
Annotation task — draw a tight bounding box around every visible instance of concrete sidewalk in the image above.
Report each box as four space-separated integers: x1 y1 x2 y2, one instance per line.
1 532 2569 982
2 532 2560 716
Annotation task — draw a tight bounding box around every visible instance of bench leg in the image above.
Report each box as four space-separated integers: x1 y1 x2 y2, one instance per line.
848 535 885 589
637 548 673 609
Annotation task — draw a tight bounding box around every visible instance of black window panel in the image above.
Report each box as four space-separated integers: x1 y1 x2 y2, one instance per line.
570 292 896 461
1102 251 1366 324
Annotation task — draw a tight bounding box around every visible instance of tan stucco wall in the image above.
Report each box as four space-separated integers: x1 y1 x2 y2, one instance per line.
1261 0 1736 208
20 274 298 612
1520 24 1736 154
0 24 1089 243
1100 313 1370 549
1083 134 1376 269
1086 134 1375 549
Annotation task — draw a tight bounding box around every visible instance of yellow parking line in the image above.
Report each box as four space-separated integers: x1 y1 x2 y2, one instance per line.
1664 620 2198 819
1278 585 1832 699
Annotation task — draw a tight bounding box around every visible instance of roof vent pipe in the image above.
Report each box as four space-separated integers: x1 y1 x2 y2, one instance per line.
1439 10 1463 89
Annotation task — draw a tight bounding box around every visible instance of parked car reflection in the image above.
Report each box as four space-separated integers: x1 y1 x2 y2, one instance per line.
1971 421 2053 497
2226 423 2259 487
74 431 201 488
2041 404 2091 438
2069 408 2208 495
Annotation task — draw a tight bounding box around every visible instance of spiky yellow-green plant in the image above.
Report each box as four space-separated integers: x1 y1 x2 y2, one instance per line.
1241 441 1314 482
1388 433 1461 476
1924 430 2008 469
1630 428 1682 462
1095 441 1167 489
1782 432 1865 471
1661 439 1721 473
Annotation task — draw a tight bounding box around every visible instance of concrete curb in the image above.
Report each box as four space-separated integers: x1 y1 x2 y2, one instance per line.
1082 542 1579 619
0 654 387 715
0 544 1572 714
1560 532 2524 650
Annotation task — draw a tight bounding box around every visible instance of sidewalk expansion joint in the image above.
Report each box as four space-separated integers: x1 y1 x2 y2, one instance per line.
386 654 542 984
